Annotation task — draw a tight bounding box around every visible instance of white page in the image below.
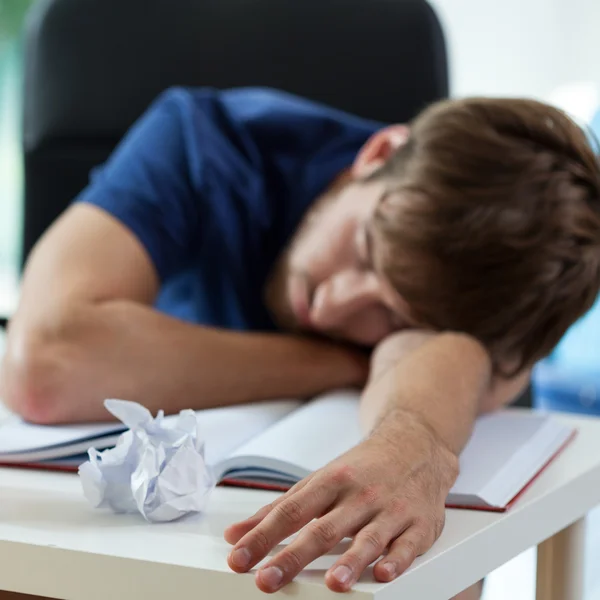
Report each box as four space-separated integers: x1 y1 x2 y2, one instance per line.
0 416 126 455
197 399 302 466
217 399 574 511
215 390 363 479
475 418 573 507
0 435 124 463
450 412 557 497
0 399 300 462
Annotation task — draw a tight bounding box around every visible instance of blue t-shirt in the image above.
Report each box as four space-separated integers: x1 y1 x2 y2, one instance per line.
76 87 383 331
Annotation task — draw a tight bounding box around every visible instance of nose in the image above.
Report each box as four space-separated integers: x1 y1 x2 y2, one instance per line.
310 270 381 330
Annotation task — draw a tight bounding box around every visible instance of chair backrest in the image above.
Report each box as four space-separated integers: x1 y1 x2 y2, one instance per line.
21 0 448 265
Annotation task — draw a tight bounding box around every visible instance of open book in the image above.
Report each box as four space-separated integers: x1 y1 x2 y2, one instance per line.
0 390 575 512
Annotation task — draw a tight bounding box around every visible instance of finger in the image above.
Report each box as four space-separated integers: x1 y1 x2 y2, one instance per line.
324 517 404 593
373 524 432 582
224 480 309 544
254 506 366 593
227 481 336 574
224 503 273 545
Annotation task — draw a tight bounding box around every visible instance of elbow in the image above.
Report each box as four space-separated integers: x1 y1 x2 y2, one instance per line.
1 318 77 425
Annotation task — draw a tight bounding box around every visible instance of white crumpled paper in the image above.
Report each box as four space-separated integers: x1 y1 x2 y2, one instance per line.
78 399 215 523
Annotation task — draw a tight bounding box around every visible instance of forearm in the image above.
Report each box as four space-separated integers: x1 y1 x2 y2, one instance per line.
360 332 492 455
3 300 367 424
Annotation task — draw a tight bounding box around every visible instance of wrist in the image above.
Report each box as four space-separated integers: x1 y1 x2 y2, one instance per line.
281 336 369 391
316 341 369 389
372 408 460 489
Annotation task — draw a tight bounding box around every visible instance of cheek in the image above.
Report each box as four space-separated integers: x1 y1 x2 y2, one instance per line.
338 308 397 346
292 214 357 274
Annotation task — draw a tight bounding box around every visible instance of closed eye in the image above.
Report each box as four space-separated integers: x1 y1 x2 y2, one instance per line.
355 225 374 271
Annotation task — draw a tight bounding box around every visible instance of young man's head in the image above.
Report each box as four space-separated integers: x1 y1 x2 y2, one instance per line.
266 97 600 374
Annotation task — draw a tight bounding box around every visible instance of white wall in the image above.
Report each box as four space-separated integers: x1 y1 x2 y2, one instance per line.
560 0 599 84
429 0 599 118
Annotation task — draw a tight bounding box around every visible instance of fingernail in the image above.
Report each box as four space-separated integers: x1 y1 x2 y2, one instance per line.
332 565 353 585
259 566 283 589
230 547 251 568
381 561 397 580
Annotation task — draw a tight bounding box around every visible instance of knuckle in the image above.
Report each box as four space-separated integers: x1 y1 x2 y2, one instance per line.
411 521 430 541
277 548 304 573
388 497 410 517
358 529 385 553
252 529 271 554
432 512 446 538
286 481 303 495
438 451 460 487
357 485 380 507
400 538 419 560
340 551 362 570
255 502 274 519
447 454 460 480
405 525 433 555
309 519 339 547
274 498 304 526
412 517 430 532
413 513 444 542
330 464 356 486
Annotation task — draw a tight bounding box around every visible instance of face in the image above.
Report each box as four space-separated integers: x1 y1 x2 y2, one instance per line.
265 125 415 346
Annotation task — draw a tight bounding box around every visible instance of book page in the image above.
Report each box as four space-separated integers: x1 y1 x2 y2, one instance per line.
449 411 573 507
217 390 363 479
0 399 300 463
219 400 574 511
473 417 573 507
449 413 548 496
0 416 126 455
198 399 302 466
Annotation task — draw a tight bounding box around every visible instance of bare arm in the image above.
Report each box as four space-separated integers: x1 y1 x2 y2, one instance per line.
1 204 366 424
360 330 531 449
223 329 529 592
223 331 531 593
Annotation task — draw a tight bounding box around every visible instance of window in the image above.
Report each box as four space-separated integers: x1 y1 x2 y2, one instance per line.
0 0 36 317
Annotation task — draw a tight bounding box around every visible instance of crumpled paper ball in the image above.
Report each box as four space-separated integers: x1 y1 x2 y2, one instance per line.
79 399 215 522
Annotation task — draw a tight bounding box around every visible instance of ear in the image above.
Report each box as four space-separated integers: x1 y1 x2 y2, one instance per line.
351 125 410 178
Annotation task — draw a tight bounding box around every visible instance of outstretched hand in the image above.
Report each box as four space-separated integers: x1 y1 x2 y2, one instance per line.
224 413 459 593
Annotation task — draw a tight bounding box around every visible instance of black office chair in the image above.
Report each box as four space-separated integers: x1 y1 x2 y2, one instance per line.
21 0 449 265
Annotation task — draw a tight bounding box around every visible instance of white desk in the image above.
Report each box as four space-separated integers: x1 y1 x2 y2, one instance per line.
0 411 599 600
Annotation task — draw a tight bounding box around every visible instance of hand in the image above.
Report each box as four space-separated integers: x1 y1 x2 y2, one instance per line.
224 412 459 593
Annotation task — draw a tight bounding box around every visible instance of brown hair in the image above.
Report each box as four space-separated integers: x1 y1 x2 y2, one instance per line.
370 97 600 376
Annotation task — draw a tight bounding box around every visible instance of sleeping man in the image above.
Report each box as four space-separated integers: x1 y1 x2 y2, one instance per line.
2 87 600 599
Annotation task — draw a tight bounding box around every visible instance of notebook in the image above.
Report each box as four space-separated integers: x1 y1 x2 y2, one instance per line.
0 390 575 512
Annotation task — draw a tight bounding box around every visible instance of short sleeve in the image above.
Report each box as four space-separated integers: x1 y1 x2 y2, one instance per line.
75 89 205 281
75 85 381 288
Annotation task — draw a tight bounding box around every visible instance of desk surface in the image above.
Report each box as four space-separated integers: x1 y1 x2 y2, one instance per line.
1 411 600 600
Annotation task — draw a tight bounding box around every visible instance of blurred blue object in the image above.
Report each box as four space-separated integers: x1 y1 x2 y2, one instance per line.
592 109 600 140
532 108 600 414
533 356 600 416
550 294 600 372
588 109 600 152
